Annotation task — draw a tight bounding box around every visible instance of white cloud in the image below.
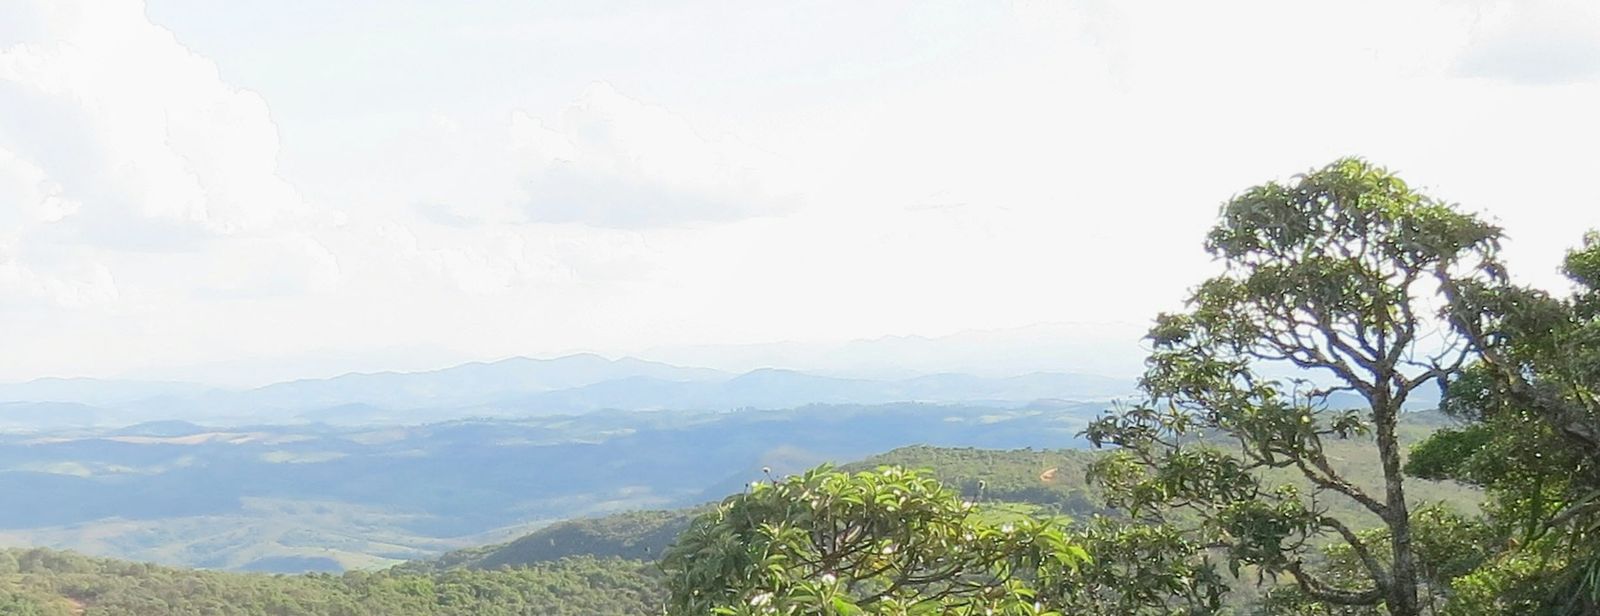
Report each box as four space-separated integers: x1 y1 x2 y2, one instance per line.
194 234 341 299
0 1 323 239
508 83 794 228
0 145 110 307
361 219 660 297
1454 0 1600 85
1 0 1597 383
0 147 80 225
0 0 336 308
0 238 119 309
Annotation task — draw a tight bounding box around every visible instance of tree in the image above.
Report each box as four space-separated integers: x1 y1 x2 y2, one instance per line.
1410 231 1600 613
1085 157 1504 615
659 465 1090 615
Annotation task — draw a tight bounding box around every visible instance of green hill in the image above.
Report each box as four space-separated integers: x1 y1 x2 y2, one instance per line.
401 508 705 573
0 548 662 616
844 445 1107 514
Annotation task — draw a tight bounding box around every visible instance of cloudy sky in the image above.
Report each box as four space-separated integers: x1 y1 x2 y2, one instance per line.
2 0 1598 385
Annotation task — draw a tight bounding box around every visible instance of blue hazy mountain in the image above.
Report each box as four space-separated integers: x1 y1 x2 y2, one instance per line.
0 354 1134 427
0 401 116 430
480 369 1135 415
234 353 729 412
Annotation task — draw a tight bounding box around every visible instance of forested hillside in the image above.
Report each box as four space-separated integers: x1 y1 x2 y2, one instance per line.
0 549 662 615
400 509 704 573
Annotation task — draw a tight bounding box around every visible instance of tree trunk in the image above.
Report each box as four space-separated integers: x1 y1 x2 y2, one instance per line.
1373 393 1420 616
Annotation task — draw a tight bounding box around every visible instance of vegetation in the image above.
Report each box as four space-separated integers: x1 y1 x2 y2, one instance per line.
1233 228 1600 616
841 446 1106 516
852 437 1477 531
663 158 1600 614
1083 158 1502 615
403 508 704 573
658 462 1270 615
0 439 1484 615
661 465 1091 615
1402 231 1600 614
0 548 663 615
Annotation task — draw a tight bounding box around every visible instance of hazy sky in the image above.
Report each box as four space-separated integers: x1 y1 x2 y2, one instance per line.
2 0 1599 384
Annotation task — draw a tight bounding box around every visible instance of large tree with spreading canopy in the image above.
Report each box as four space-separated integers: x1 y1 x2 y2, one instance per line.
1086 157 1504 615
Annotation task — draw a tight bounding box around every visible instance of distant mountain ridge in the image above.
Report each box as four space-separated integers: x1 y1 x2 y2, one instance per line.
0 354 1135 429
239 353 728 411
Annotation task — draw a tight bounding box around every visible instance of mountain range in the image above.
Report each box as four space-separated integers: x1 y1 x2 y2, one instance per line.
0 354 1135 429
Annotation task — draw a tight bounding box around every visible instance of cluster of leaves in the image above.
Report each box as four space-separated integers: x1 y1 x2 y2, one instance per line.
661 464 1242 615
0 548 663 615
841 446 1106 516
1401 231 1600 614
661 465 1092 615
1049 517 1229 614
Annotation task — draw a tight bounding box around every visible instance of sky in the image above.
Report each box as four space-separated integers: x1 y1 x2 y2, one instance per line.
1 0 1598 385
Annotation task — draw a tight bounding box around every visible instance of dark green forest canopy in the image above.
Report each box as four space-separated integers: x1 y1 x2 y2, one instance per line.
0 548 664 616
398 508 707 574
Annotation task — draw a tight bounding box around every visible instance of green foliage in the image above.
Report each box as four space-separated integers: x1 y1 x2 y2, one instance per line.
0 548 663 615
406 508 703 573
0 587 71 616
1442 535 1586 616
1255 505 1494 615
1417 230 1600 614
661 465 1090 615
1047 518 1228 614
1086 158 1505 616
843 446 1106 515
1402 425 1494 484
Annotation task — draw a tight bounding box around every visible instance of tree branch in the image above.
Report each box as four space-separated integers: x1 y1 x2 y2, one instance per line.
1287 561 1385 606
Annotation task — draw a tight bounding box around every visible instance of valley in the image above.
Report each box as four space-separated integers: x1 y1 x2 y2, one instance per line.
0 398 1109 572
